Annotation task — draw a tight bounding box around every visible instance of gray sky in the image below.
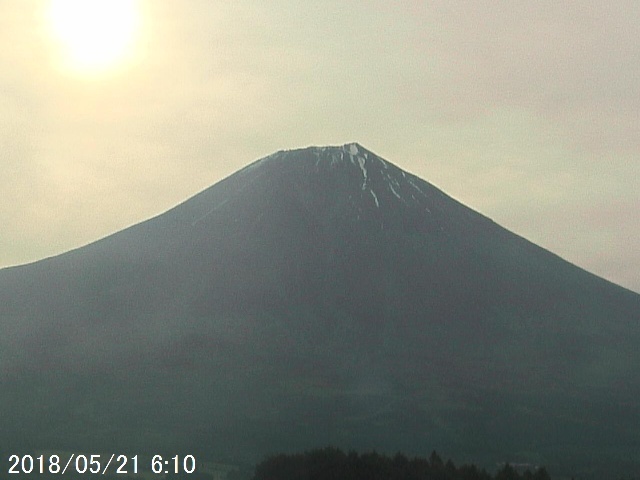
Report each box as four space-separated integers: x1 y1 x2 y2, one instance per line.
1 1 638 293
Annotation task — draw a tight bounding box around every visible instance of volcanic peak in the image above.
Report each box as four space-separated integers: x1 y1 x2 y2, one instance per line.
247 143 433 213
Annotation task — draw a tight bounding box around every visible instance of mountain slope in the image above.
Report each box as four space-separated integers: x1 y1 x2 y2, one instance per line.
1 143 639 476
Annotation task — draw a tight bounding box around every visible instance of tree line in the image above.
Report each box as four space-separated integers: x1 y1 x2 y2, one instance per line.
252 447 551 480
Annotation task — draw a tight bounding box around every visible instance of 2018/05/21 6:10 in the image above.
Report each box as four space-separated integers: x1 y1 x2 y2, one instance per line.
7 453 197 475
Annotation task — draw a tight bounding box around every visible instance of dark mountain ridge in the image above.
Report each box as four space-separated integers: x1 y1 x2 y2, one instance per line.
1 143 639 477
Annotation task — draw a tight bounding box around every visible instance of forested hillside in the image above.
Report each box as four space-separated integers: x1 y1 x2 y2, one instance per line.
253 448 552 480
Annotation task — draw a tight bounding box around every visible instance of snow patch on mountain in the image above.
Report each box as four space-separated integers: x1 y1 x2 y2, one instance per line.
245 143 436 215
357 157 368 190
370 189 379 208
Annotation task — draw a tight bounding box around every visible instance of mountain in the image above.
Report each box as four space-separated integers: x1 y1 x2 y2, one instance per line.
1 143 639 477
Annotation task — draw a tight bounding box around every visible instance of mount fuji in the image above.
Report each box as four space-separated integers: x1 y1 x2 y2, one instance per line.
1 143 639 477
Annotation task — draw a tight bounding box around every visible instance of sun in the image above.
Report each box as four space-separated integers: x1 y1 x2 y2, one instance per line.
47 0 141 76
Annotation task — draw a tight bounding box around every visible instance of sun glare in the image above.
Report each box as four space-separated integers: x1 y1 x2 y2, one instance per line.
48 0 140 76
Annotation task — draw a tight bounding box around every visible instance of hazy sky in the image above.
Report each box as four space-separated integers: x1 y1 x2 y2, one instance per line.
1 1 638 293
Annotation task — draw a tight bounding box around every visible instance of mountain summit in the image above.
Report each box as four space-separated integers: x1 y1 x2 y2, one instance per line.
1 144 639 477
243 142 438 214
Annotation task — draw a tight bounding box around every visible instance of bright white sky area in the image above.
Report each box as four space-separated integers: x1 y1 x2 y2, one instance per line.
1 1 638 293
